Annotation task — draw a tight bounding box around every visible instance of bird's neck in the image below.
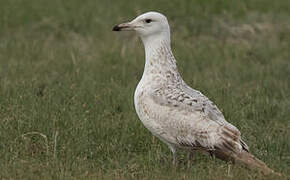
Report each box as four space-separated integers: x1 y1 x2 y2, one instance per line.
143 36 177 71
140 35 182 85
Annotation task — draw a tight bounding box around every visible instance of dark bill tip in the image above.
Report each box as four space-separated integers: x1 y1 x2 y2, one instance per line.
112 25 121 31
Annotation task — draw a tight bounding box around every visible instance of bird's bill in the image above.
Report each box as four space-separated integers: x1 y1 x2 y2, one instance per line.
112 22 136 31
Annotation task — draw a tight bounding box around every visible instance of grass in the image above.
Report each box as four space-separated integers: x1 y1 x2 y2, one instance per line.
0 0 289 179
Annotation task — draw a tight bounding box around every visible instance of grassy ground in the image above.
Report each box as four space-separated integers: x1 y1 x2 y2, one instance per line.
0 0 289 179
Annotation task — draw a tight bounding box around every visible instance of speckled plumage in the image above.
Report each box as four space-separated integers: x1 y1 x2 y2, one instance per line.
134 39 248 161
113 12 277 175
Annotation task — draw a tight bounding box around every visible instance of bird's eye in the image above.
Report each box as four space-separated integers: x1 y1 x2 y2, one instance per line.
145 19 152 23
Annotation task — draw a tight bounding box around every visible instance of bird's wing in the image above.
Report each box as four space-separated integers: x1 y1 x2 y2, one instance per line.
150 83 249 152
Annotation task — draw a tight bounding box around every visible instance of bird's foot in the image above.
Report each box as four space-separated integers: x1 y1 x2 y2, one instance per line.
187 151 195 168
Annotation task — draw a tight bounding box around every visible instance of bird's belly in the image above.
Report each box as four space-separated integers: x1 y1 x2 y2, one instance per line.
134 88 197 145
134 88 173 143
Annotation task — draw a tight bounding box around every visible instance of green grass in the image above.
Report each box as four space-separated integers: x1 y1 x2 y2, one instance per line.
0 0 289 179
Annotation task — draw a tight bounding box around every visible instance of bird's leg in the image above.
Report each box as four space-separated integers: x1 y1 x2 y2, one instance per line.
187 151 195 168
168 145 177 165
172 149 177 165
188 151 194 161
172 152 177 165
227 163 232 177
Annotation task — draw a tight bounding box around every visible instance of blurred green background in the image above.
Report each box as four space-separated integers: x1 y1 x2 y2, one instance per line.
0 0 289 179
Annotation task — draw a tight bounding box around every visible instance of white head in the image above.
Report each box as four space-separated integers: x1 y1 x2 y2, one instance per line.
113 12 170 45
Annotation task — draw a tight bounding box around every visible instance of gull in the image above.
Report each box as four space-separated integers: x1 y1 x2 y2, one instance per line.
113 11 278 175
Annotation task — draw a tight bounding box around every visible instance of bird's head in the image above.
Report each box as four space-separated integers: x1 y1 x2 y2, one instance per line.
113 12 170 44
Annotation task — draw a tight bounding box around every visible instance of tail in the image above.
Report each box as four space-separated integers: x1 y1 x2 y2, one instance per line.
234 150 279 176
213 149 281 176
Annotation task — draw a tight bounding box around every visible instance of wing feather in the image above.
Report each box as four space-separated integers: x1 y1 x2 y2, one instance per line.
150 83 248 153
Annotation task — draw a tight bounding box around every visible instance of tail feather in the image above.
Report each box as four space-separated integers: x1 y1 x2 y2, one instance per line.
234 150 275 175
213 149 281 176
